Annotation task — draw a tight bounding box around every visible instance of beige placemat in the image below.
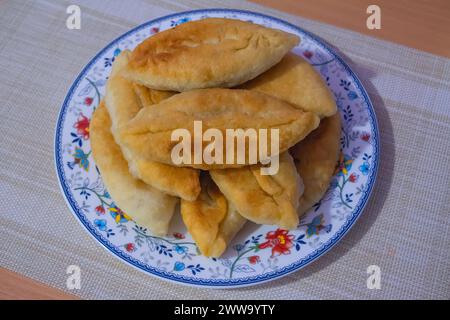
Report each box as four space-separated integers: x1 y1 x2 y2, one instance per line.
0 0 449 300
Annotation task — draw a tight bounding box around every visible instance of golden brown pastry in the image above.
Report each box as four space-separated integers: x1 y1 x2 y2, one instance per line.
90 101 177 236
132 82 176 106
121 18 300 91
119 88 320 169
290 113 341 215
105 51 200 201
210 152 302 229
240 53 336 118
180 173 247 257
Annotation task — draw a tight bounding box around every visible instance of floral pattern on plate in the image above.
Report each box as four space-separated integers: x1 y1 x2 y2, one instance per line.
55 9 379 288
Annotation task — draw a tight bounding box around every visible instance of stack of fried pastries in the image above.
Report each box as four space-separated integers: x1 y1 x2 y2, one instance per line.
90 18 341 257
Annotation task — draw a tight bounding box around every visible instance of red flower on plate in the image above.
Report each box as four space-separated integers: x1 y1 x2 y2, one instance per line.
173 232 185 239
303 50 313 59
95 205 105 215
125 243 135 252
151 27 159 34
361 133 371 142
348 173 358 183
248 255 260 265
74 113 90 140
258 229 295 257
84 97 93 106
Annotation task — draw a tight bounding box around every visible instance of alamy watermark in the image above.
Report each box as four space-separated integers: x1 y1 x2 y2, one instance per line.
66 265 81 290
366 5 381 30
366 265 381 289
66 5 81 30
171 121 280 175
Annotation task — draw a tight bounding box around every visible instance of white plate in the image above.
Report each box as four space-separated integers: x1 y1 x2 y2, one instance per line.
55 9 379 288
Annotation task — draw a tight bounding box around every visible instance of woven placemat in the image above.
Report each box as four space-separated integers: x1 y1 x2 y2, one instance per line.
0 0 449 299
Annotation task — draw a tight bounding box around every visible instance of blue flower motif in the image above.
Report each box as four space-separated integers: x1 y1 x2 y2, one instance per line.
233 243 244 252
347 91 358 100
94 219 107 231
174 245 188 254
304 214 332 237
113 48 121 57
109 204 131 224
73 147 90 171
306 214 323 237
174 261 185 272
170 17 190 27
336 153 353 176
359 162 370 175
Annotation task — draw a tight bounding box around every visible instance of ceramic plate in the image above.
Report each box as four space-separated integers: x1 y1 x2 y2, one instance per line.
55 9 379 288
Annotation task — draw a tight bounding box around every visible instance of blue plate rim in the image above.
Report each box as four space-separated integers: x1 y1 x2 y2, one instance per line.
54 8 380 288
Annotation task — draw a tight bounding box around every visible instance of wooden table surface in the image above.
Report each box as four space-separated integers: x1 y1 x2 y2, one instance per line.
254 0 450 58
1 0 449 300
